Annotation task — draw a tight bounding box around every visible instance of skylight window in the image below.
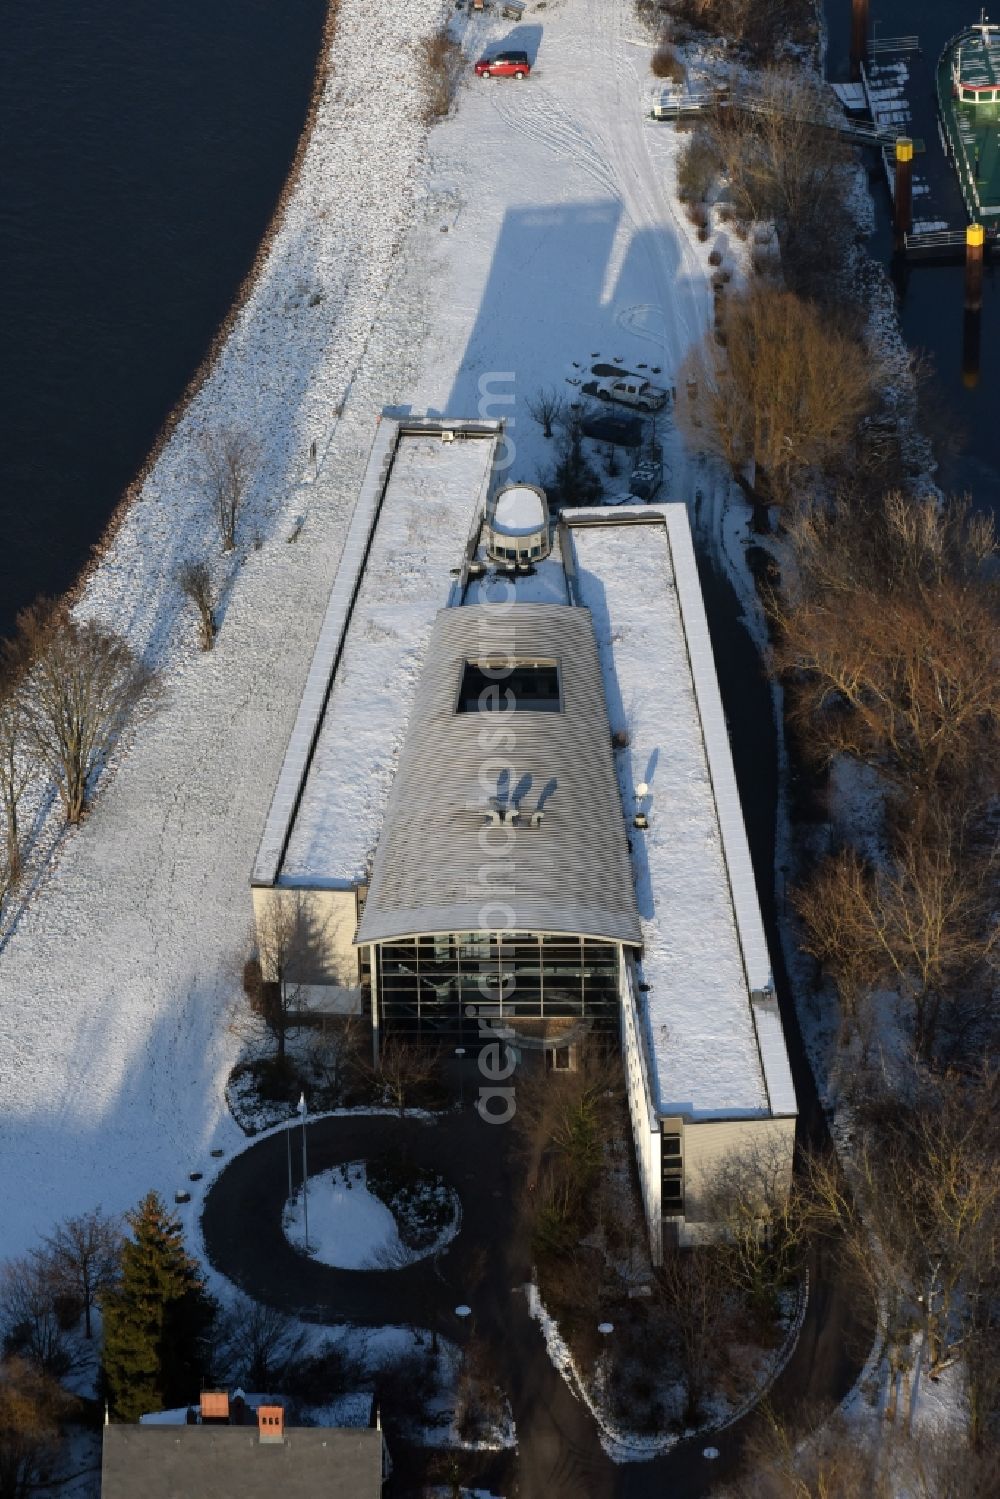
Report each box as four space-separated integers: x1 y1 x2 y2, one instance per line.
457 659 561 713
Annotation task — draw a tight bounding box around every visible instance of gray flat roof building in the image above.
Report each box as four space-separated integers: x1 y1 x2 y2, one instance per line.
101 1424 384 1499
251 416 797 1257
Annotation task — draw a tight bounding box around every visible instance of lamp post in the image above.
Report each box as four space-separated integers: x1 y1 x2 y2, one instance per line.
297 1091 310 1252
597 1321 614 1389
455 1046 466 1108
286 1116 293 1204
633 782 649 830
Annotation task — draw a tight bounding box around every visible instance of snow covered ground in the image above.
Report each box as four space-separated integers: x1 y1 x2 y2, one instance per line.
284 1163 407 1269
282 1161 459 1269
0 0 720 1264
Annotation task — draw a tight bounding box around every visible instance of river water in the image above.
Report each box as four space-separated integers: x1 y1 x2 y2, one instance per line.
824 0 1000 514
0 0 327 640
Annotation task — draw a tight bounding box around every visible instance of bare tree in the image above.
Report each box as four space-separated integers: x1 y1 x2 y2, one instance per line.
526 386 565 439
177 561 217 650
965 1296 1000 1452
11 600 155 826
806 1071 1000 1401
706 68 850 287
305 1017 366 1107
547 408 604 509
729 1403 998 1499
727 1403 888 1499
0 1358 74 1499
41 1209 122 1341
771 491 1000 797
701 1132 804 1320
371 1035 440 1117
795 817 997 1060
512 1047 620 1203
668 0 814 58
791 850 883 1031
213 1293 307 1390
199 428 260 552
676 288 878 511
0 679 32 896
656 1244 731 1424
455 1334 507 1444
0 1256 73 1377
251 894 330 1062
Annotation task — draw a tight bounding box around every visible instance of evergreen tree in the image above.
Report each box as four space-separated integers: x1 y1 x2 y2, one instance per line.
101 1192 214 1422
548 423 604 510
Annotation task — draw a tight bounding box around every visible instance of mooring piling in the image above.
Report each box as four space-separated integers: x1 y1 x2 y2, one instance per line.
962 223 985 388
850 0 870 83
893 138 914 241
965 222 985 312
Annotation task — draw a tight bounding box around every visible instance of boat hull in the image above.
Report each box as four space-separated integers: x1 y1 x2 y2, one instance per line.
937 24 1000 220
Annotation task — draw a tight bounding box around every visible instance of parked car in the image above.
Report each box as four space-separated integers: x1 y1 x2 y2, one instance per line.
581 375 667 412
475 50 531 80
580 412 644 448
629 456 663 500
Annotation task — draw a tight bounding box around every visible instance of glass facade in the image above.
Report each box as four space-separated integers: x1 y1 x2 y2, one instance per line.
374 931 620 1042
662 1132 684 1218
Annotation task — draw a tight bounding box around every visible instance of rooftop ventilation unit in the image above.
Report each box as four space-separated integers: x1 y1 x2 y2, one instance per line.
441 429 456 443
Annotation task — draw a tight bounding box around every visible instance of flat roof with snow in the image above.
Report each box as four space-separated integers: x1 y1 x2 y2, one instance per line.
565 506 795 1121
253 419 501 890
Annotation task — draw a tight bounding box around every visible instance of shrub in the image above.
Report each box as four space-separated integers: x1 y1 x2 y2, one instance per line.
677 130 718 203
547 426 604 509
372 1350 438 1425
418 27 463 123
283 1339 367 1403
366 1152 454 1252
651 43 685 82
667 0 815 60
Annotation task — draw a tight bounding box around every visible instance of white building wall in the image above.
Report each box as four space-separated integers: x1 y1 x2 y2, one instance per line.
251 886 361 998
619 951 663 1264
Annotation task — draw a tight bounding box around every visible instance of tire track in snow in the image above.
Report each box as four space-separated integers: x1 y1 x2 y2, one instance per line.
583 0 710 375
487 0 711 383
488 80 621 200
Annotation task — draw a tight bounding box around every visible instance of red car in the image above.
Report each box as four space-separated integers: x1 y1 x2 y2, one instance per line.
475 50 531 80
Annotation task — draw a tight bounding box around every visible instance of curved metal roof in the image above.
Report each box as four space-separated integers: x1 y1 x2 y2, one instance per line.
355 604 642 946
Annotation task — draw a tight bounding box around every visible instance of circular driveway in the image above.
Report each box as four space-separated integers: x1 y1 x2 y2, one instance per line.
201 1107 517 1327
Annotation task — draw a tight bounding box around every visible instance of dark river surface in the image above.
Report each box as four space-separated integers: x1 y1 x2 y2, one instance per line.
1 1 994 654
0 0 327 641
824 0 1000 516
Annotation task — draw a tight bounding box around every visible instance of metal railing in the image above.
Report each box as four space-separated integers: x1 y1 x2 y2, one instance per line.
868 35 920 56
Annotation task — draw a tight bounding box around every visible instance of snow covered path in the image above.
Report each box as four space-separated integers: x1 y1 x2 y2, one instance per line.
0 0 447 1255
0 0 715 1258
